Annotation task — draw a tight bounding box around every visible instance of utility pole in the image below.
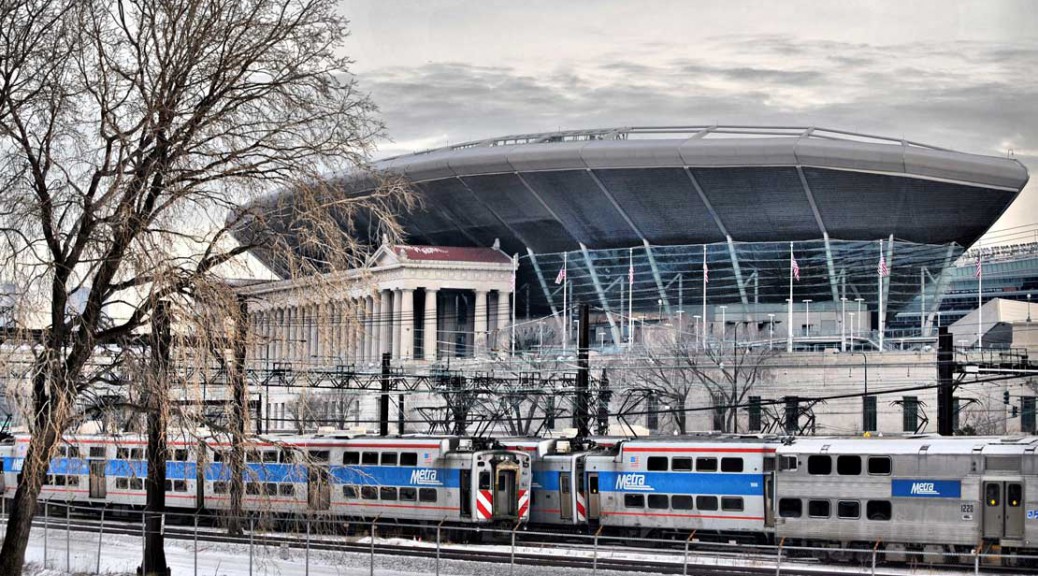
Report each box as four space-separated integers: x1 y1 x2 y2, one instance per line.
380 352 391 436
596 369 611 435
575 303 590 439
937 326 955 435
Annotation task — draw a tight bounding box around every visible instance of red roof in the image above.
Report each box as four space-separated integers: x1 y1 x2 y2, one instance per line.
396 245 512 264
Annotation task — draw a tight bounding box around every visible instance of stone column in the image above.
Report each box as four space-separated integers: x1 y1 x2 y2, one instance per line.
424 288 438 362
273 308 283 365
399 288 414 360
474 289 488 357
352 299 364 363
379 290 392 358
497 290 511 354
365 296 375 363
286 305 296 365
392 289 403 358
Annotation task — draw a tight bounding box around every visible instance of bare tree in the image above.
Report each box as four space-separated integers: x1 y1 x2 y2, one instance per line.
0 1 412 574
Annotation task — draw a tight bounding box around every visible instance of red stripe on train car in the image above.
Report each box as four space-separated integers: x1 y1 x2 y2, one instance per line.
622 447 776 454
605 511 765 521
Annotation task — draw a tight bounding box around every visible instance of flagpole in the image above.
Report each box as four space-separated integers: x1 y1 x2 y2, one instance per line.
628 247 634 349
977 252 983 349
510 253 517 358
702 244 707 351
787 242 793 353
878 239 884 352
563 252 568 351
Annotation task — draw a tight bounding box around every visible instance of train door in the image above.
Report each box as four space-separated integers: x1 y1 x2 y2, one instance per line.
307 467 330 511
983 480 1024 540
495 462 518 517
559 473 573 520
764 457 776 528
460 470 471 517
0 459 4 492
586 473 600 521
89 460 106 499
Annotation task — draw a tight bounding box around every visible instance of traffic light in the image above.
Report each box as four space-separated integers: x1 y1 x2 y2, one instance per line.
1004 390 1011 405
1012 406 1019 418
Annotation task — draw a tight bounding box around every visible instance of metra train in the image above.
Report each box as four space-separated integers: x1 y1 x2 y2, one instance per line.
2 431 1037 564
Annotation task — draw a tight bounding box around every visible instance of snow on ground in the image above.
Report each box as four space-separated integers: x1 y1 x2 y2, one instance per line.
5 525 1002 576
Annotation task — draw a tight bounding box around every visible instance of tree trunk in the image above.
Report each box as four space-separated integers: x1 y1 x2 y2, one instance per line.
142 301 171 576
227 297 249 535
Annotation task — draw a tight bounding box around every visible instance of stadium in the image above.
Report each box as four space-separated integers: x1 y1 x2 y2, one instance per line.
244 126 1029 350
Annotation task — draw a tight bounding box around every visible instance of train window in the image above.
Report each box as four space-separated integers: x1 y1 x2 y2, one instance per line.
279 484 294 496
130 478 144 490
380 487 397 501
696 496 718 511
867 456 891 475
1008 484 1022 507
68 476 79 487
246 482 260 495
807 456 831 475
419 488 438 502
213 481 228 494
779 456 798 471
721 497 744 512
808 500 830 518
280 450 295 464
381 453 398 466
343 485 359 499
117 448 130 460
67 446 80 458
837 500 860 519
89 447 105 458
246 450 260 463
309 450 330 463
164 480 173 491
212 451 225 462
696 457 718 472
672 458 693 472
361 452 378 465
624 494 645 508
264 483 277 496
479 471 491 490
400 487 417 501
720 458 743 473
672 495 694 510
866 500 891 520
172 449 189 462
778 498 802 518
344 452 360 465
116 478 128 489
361 486 378 500
174 480 186 492
836 456 861 475
401 452 418 466
261 451 278 463
763 458 775 472
54 475 66 486
131 449 144 460
648 494 669 509
647 457 669 471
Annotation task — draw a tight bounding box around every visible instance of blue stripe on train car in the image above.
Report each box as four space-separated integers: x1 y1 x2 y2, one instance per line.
597 471 764 496
330 466 461 488
48 458 90 475
106 460 148 477
204 463 307 483
1 457 20 473
532 471 561 491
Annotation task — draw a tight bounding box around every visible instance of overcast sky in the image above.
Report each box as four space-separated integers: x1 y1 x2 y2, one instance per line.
339 0 1037 244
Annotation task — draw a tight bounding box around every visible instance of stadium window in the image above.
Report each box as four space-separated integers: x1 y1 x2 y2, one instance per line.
902 396 918 432
867 456 892 475
624 494 645 508
837 500 860 519
696 496 718 511
344 452 360 465
264 483 278 496
808 499 830 518
836 456 861 475
721 497 744 512
778 498 802 518
647 457 668 471
807 455 831 475
361 452 378 465
380 487 397 501
279 484 294 496
361 486 378 500
89 447 105 458
647 494 669 509
213 481 228 494
400 452 418 466
419 488 438 503
864 395 877 432
720 458 743 473
671 458 692 472
1023 397 1036 433
866 500 892 521
748 396 762 432
381 452 398 466
342 485 359 499
696 457 717 472
671 495 694 510
309 450 330 463
399 487 417 501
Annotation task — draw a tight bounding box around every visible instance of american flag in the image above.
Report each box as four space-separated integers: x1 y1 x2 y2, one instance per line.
554 265 566 285
975 258 982 279
878 254 889 277
702 261 709 283
791 253 800 281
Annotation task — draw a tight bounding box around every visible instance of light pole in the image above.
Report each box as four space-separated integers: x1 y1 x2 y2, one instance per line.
719 305 728 346
767 313 775 350
840 297 848 352
848 313 856 351
657 299 663 323
802 299 813 338
1028 293 1032 323
693 314 701 349
676 310 685 338
855 297 864 343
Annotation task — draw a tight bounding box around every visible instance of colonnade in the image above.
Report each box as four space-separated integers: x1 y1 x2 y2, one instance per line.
250 288 513 367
